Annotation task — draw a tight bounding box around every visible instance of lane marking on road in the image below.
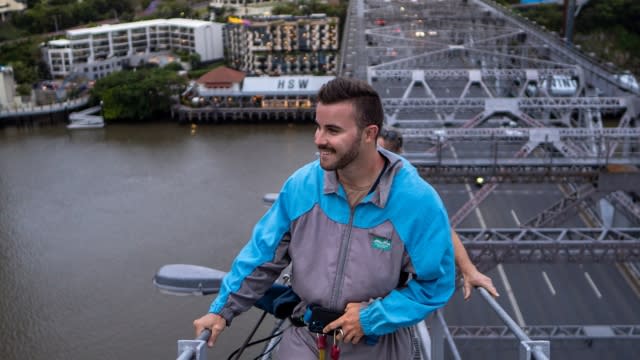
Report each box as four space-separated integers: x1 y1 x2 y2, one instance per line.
510 209 521 226
542 271 556 296
584 272 603 299
497 264 526 327
450 147 526 327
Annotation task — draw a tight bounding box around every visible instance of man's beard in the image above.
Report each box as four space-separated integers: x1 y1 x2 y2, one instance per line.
318 133 362 171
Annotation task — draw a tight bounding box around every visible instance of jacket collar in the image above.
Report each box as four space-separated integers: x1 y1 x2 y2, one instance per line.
323 147 404 208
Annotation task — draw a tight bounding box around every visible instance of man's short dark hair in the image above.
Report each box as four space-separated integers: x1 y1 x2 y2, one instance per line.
379 127 403 153
317 77 384 131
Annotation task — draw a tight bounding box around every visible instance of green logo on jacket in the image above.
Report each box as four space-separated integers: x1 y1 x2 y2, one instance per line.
371 236 392 251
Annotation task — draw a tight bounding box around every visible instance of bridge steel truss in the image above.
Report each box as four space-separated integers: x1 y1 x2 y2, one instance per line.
341 0 640 351
379 94 637 128
448 324 640 340
401 127 640 227
456 227 640 265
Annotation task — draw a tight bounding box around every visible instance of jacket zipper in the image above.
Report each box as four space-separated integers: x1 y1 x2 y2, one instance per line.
329 205 355 310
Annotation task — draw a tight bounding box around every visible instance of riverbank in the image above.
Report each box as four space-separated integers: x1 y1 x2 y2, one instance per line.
0 108 318 128
172 104 316 124
0 109 69 128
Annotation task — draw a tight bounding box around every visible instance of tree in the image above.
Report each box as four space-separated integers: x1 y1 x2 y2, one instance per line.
156 0 193 18
9 61 38 85
91 68 187 121
164 62 184 71
16 84 32 97
188 53 201 68
10 0 136 35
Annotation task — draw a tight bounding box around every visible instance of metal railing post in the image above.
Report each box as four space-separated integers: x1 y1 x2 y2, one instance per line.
426 309 462 360
436 310 462 360
429 311 445 360
177 329 210 360
520 340 551 360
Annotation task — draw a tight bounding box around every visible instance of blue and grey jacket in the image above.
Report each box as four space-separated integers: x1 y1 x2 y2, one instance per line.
209 149 455 337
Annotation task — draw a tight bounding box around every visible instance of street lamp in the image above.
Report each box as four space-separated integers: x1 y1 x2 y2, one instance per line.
153 264 225 296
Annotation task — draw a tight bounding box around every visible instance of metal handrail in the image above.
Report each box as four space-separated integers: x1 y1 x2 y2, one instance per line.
436 310 462 360
478 287 550 360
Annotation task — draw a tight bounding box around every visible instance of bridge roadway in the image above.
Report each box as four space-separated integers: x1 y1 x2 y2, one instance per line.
338 0 640 358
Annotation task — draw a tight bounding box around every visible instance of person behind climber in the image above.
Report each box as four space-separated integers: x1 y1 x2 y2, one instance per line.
377 126 499 300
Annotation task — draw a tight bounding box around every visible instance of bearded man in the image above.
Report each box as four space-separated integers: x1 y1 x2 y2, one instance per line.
194 77 455 359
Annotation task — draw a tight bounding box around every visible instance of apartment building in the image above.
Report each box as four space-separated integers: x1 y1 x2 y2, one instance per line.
209 0 340 8
45 19 224 80
209 0 274 6
224 14 339 76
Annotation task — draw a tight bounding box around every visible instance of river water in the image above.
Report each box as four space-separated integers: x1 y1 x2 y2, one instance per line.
0 122 317 359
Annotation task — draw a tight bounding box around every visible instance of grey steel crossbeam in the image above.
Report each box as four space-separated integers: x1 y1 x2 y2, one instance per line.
382 97 485 110
411 158 635 167
382 97 628 111
402 127 640 140
448 325 640 340
416 164 600 184
370 68 580 80
404 128 640 168
518 97 628 110
416 163 640 185
456 227 640 263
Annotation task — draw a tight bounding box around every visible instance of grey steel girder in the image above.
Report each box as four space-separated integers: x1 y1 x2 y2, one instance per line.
381 97 628 111
411 158 639 167
456 227 640 263
405 128 640 168
415 164 640 185
370 68 581 80
402 127 640 140
518 97 628 110
417 165 598 184
383 97 632 128
448 325 640 340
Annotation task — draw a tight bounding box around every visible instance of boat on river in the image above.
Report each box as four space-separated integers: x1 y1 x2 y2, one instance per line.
67 105 104 129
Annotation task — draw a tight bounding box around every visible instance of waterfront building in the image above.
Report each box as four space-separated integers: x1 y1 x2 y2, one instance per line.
45 19 224 80
195 66 246 96
0 0 26 22
0 65 16 109
223 14 339 76
177 65 334 123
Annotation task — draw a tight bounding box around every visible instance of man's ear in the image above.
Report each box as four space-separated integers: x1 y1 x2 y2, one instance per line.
365 125 379 142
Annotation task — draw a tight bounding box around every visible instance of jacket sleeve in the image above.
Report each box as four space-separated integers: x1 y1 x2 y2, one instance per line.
208 185 293 324
359 196 455 336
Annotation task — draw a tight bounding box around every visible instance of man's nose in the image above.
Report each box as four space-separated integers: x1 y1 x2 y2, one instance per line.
314 129 325 146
